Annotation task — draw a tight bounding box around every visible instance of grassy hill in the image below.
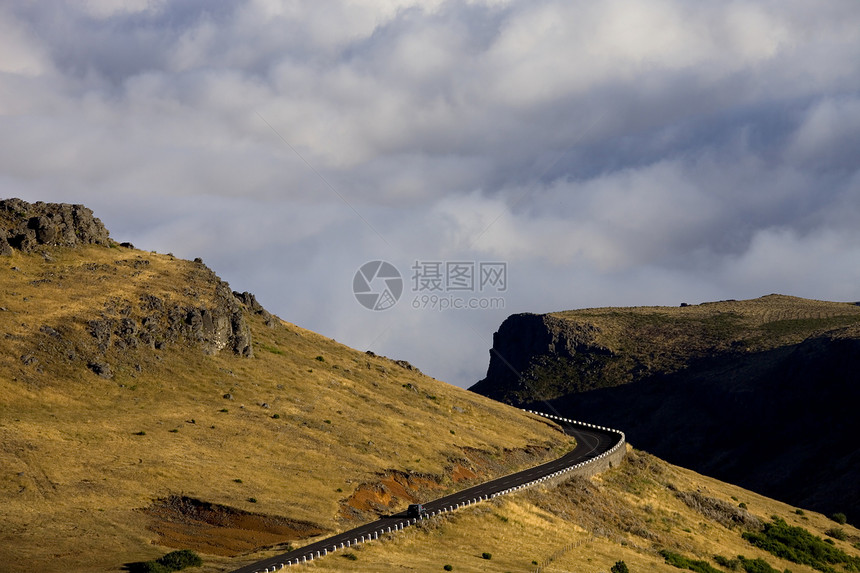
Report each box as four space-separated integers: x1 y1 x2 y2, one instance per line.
2 218 858 573
301 445 860 573
471 296 860 526
473 296 860 405
0 243 571 572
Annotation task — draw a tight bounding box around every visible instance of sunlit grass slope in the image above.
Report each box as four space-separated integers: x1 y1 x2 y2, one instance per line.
310 445 860 573
0 245 570 572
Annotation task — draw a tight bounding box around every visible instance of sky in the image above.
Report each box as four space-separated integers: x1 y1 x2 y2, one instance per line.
2 0 859 387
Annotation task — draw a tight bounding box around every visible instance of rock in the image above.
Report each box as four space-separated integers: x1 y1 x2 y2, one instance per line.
88 318 114 353
88 361 113 378
0 198 111 253
39 325 61 338
233 290 275 328
0 232 12 256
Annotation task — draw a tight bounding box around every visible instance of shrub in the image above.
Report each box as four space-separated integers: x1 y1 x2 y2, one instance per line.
714 555 740 570
611 561 630 573
443 565 453 571
736 556 780 573
156 549 202 570
342 553 357 561
247 497 257 503
128 549 202 573
133 431 146 436
739 502 748 509
482 552 492 560
742 517 860 571
271 414 280 419
794 509 804 516
825 527 847 541
315 355 325 362
660 550 721 573
831 513 847 525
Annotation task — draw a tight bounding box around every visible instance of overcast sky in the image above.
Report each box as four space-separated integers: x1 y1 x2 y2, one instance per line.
2 0 859 387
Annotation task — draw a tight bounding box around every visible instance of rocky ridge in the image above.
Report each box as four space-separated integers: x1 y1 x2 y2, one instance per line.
2 198 273 377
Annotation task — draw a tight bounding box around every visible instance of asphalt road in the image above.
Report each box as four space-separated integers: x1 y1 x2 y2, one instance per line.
229 416 621 573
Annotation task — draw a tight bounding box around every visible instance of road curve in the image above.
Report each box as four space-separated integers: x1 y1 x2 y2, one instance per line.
229 414 623 573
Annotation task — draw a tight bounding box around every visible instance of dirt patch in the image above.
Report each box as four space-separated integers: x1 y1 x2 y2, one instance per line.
339 471 445 520
142 496 327 556
451 463 478 482
339 444 558 522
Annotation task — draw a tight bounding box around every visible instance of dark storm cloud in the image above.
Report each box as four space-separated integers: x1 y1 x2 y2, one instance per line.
1 0 859 385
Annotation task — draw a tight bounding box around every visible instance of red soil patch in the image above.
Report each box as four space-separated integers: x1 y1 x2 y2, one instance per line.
451 463 478 482
142 496 327 557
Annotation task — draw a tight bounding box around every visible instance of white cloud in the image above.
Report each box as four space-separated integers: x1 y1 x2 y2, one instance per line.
2 0 860 386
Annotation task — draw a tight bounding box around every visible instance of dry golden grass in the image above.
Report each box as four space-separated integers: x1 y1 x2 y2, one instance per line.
306 445 860 573
0 246 570 572
554 294 860 352
5 248 857 573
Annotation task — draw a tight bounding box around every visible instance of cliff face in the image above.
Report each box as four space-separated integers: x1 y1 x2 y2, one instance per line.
470 313 615 405
470 297 860 521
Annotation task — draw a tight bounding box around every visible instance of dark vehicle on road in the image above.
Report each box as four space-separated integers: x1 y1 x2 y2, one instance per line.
407 504 427 518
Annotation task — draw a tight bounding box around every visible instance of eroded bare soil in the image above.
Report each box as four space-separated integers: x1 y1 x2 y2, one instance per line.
142 495 327 556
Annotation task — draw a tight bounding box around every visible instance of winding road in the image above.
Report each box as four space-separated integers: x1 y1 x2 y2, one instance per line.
229 414 623 573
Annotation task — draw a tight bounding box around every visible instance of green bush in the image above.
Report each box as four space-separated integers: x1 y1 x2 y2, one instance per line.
443 565 453 571
156 549 202 570
825 527 847 541
831 513 847 525
660 550 721 573
611 561 630 573
482 552 492 560
794 509 805 516
736 556 780 573
342 553 357 561
714 555 740 570
742 517 860 571
128 549 202 573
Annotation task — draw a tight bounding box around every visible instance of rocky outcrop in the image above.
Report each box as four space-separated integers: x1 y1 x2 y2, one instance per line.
470 313 614 405
85 281 255 358
1 197 263 359
0 198 111 253
233 290 276 328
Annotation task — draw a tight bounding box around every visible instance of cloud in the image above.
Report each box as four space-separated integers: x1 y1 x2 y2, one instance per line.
1 0 859 386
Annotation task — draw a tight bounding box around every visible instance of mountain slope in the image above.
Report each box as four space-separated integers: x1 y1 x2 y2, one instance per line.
471 296 860 521
0 200 572 572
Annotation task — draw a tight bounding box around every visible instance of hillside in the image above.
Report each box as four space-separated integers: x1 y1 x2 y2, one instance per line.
4 199 859 573
0 199 572 572
471 297 860 522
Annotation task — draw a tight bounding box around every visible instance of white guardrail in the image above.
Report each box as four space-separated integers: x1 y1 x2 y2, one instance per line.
249 411 626 571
